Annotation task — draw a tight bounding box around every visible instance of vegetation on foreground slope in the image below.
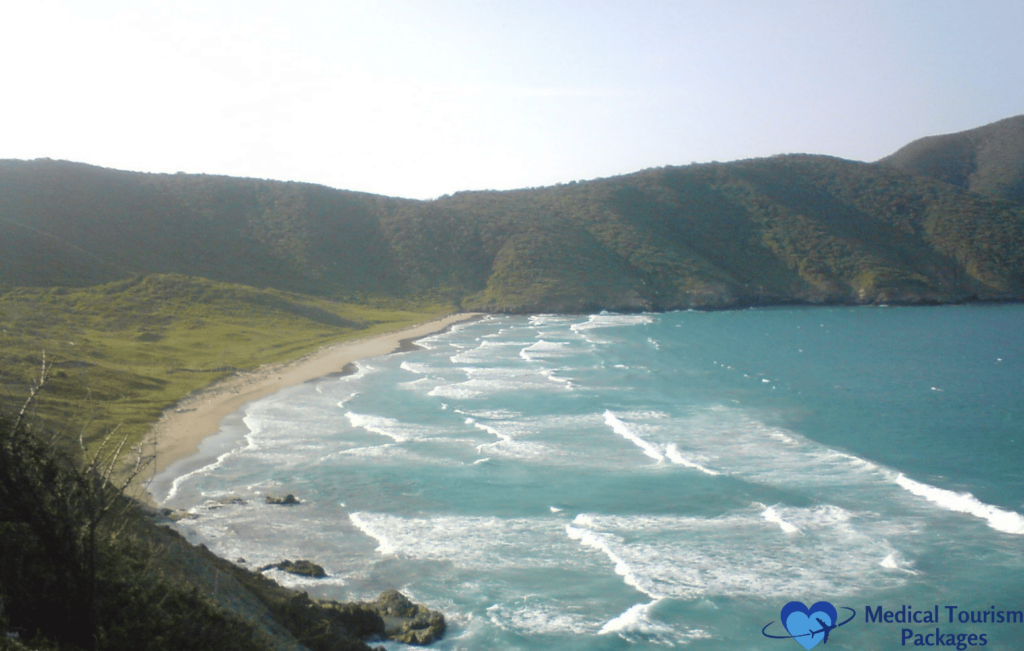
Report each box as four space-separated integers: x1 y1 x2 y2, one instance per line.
1 390 445 650
0 274 450 453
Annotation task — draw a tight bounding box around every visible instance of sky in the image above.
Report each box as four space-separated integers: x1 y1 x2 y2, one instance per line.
1 0 1022 199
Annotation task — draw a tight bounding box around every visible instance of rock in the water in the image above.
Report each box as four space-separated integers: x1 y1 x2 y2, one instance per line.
367 589 446 645
258 559 326 578
206 496 248 510
265 493 301 505
282 589 444 648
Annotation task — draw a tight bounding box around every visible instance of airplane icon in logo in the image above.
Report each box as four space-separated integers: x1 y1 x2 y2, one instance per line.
810 617 836 644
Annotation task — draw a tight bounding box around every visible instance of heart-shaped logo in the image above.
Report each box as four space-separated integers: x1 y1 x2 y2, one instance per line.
781 601 838 650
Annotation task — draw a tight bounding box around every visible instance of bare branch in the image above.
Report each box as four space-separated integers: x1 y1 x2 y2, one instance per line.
14 351 50 431
99 425 127 489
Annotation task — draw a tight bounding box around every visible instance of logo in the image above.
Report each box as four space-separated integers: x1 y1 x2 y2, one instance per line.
762 601 856 649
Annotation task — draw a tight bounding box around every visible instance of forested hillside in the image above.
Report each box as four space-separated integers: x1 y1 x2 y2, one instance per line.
3 116 1024 314
879 115 1024 205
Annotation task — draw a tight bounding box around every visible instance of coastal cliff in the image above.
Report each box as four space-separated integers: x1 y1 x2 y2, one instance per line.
0 402 445 650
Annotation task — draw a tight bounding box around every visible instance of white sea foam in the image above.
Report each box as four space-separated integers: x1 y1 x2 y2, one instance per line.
429 367 563 399
620 409 670 420
344 411 454 444
454 408 522 420
565 525 651 596
335 391 360 408
428 384 484 399
349 512 398 555
519 339 573 362
569 507 907 600
529 314 579 327
599 599 709 645
603 410 664 461
468 418 514 443
400 361 434 375
643 406 895 490
487 598 597 636
569 314 653 344
325 444 404 459
412 321 479 350
571 314 654 332
894 473 1024 534
348 513 575 568
475 438 556 463
665 443 721 475
599 600 666 636
164 447 240 502
767 428 798 444
163 413 265 501
171 498 359 590
398 377 435 391
760 505 800 534
449 340 533 364
345 411 413 442
541 368 575 390
880 551 919 574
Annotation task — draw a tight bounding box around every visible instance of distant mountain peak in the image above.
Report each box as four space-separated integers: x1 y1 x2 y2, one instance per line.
878 115 1024 204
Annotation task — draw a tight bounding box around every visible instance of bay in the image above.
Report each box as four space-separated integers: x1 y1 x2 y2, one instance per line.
159 305 1024 649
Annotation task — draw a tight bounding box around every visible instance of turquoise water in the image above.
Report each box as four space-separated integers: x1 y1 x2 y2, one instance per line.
156 305 1024 650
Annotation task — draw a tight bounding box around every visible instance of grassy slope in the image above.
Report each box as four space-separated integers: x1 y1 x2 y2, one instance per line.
0 274 450 452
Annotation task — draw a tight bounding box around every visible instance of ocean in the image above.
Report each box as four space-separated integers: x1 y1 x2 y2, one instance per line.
154 305 1024 650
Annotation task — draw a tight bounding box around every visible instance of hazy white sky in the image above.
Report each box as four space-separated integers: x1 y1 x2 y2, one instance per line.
2 0 1022 198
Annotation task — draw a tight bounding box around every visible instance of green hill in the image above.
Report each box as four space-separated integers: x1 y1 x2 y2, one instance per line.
0 275 447 449
2 117 1024 314
878 115 1024 205
0 161 415 295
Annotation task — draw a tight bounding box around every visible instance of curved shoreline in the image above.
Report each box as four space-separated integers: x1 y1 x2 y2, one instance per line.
144 313 484 500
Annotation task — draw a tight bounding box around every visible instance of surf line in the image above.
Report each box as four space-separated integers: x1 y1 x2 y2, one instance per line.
603 410 722 475
894 473 1024 535
603 410 663 461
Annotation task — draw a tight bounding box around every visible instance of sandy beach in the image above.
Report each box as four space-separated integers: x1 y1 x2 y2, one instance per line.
146 313 483 491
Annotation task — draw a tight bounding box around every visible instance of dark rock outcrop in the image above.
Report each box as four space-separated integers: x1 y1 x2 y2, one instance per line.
265 493 301 505
364 589 446 645
259 559 327 578
264 589 445 649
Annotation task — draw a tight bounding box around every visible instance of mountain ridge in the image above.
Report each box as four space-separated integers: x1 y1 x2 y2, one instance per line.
2 115 1023 312
878 114 1024 204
